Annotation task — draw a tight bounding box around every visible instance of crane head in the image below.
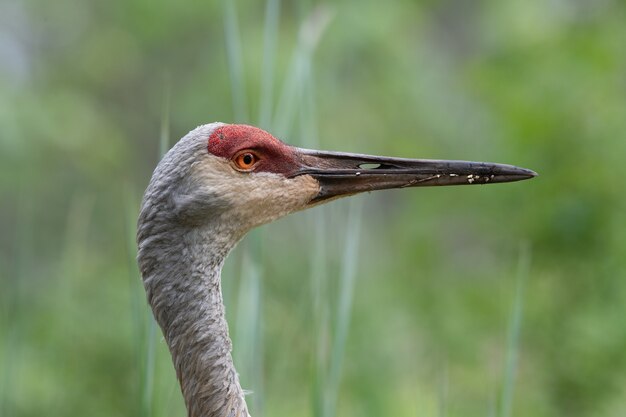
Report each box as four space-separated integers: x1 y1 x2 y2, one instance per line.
145 123 535 237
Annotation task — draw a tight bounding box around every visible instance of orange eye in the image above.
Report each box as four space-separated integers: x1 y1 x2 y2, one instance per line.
234 151 259 170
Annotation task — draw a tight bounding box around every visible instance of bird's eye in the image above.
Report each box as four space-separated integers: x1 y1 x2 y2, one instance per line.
233 151 259 170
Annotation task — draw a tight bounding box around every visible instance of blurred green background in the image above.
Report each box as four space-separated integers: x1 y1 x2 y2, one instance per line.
1 0 625 416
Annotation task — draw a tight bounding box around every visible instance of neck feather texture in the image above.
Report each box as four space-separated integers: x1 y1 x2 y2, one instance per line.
137 221 250 417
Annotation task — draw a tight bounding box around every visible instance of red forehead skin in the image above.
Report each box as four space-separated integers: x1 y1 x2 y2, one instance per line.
207 124 301 176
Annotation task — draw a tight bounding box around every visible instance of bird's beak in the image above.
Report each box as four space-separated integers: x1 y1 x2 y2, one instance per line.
291 148 537 203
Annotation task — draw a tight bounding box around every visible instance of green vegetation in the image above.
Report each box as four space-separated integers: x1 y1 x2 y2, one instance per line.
1 1 625 416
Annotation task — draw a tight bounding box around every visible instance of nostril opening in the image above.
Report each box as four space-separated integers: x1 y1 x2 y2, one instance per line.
358 163 381 169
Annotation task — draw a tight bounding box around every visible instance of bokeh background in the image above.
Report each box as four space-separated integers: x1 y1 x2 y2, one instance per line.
1 0 625 416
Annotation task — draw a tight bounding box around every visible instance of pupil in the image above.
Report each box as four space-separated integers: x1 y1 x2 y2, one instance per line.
243 154 253 165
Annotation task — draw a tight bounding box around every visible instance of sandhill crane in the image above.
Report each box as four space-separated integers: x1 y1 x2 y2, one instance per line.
136 123 536 417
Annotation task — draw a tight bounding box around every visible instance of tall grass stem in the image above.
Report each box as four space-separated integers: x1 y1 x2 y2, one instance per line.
258 0 280 129
499 243 531 417
222 0 249 122
326 198 362 417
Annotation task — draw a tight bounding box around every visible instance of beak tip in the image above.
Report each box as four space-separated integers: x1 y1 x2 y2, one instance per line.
497 166 537 184
524 168 539 179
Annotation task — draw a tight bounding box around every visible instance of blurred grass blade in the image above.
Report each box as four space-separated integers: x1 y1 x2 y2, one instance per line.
0 191 33 417
258 0 280 129
222 0 249 122
488 389 497 417
299 60 318 148
124 184 148 417
274 5 332 137
133 83 173 417
438 364 448 417
499 243 531 417
234 251 264 416
294 31 330 417
143 318 157 417
326 198 362 417
311 207 329 417
160 74 171 157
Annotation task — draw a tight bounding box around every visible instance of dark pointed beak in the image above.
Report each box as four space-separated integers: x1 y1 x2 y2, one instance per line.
291 148 537 203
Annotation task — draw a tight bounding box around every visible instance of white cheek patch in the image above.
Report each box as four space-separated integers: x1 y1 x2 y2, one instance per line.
190 155 320 229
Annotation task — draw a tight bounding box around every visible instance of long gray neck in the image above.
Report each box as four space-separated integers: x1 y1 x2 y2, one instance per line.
137 222 250 417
